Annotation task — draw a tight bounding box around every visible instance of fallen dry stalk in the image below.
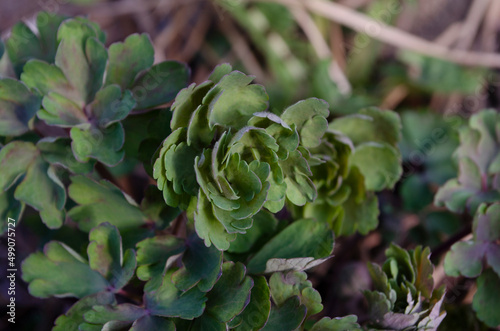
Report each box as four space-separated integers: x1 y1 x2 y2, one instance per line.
260 0 500 68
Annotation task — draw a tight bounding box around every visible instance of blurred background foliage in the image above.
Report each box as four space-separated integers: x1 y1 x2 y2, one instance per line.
1 0 499 330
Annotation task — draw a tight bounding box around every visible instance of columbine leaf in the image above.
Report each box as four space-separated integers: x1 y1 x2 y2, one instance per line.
130 316 175 331
6 12 67 76
0 184 24 233
70 122 125 166
247 219 334 274
0 141 38 191
87 84 136 127
280 98 329 148
310 316 362 331
0 78 41 136
445 203 500 278
472 269 500 328
131 61 189 110
435 110 500 214
14 156 66 228
22 223 134 299
205 71 268 129
37 137 94 174
83 303 146 329
329 107 401 147
87 223 136 290
203 262 254 323
68 175 147 231
230 276 271 331
55 18 107 104
194 190 237 251
228 210 278 254
0 141 66 228
261 296 306 331
21 241 109 298
172 234 223 292
135 234 185 281
53 292 115 331
144 270 207 319
350 142 402 191
105 33 154 89
335 166 379 236
269 271 323 317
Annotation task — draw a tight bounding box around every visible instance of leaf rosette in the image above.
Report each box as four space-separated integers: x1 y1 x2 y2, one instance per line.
435 109 500 214
154 64 328 250
364 244 446 331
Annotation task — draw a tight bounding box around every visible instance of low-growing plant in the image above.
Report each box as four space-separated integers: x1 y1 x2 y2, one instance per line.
435 110 500 328
0 12 456 331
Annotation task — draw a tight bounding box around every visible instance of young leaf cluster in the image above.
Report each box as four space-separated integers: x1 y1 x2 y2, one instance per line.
154 64 403 250
434 110 500 327
0 12 188 231
364 244 447 331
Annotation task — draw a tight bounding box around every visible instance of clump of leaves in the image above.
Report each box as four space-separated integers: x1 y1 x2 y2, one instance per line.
435 109 500 214
0 13 188 230
296 107 402 236
444 203 500 328
154 64 403 249
364 244 447 330
0 12 429 331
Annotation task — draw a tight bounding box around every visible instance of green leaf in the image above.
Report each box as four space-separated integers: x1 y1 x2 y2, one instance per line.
14 156 66 228
170 81 214 131
55 19 107 104
208 63 233 83
472 269 500 328
88 84 136 127
0 78 41 136
70 122 125 166
21 241 109 298
280 98 329 148
269 271 323 317
130 316 175 331
136 234 185 281
247 219 334 274
53 292 116 331
444 203 500 278
68 175 147 231
0 141 66 228
329 107 401 147
6 12 67 76
444 241 485 277
144 270 207 319
105 33 154 89
87 223 136 290
0 40 4 59
310 316 362 331
0 141 38 191
194 191 237 251
261 296 306 331
203 262 254 323
83 303 146 328
350 142 402 191
280 149 317 206
172 234 223 292
399 51 487 94
232 276 271 331
207 71 269 129
335 167 379 236
37 137 94 174
435 110 500 214
0 184 24 234
131 61 189 110
228 210 278 254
